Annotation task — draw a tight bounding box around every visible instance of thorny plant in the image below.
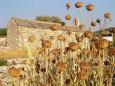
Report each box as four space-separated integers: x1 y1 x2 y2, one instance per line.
6 1 115 86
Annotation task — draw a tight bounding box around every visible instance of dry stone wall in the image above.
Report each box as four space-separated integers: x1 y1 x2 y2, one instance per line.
16 26 77 50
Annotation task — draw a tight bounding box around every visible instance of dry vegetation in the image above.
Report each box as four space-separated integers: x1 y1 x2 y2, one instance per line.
0 1 115 86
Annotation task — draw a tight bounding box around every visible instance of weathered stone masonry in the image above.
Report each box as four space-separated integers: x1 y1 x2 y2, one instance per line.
7 17 82 50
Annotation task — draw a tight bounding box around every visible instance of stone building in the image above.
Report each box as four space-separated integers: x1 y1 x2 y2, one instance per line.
7 17 82 50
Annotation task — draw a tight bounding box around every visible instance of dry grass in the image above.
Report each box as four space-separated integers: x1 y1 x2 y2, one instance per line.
0 49 27 59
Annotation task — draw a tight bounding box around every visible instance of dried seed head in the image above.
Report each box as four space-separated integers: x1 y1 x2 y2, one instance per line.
77 70 88 80
42 40 52 48
65 79 71 85
56 62 68 72
63 47 70 54
96 18 101 23
28 35 35 42
79 25 85 30
50 24 58 31
104 60 110 66
52 59 56 64
91 21 97 27
95 38 109 49
104 13 111 19
108 48 115 56
84 31 93 38
69 42 78 51
75 2 83 8
75 31 83 37
61 22 65 26
65 15 71 20
66 2 72 8
57 34 65 41
79 61 90 70
66 31 72 35
76 37 83 42
86 4 94 11
82 49 90 54
106 70 113 78
8 67 21 78
51 48 61 55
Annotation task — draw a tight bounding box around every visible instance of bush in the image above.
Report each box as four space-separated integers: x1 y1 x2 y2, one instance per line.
0 59 7 66
0 28 7 37
36 16 62 23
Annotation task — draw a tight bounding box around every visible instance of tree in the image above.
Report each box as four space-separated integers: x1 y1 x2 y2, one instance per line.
36 16 62 23
0 28 7 37
50 16 62 23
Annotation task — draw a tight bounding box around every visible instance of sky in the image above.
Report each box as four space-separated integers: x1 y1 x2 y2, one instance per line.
0 0 115 29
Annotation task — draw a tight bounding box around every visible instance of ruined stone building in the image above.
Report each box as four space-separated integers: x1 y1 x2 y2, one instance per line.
7 17 83 50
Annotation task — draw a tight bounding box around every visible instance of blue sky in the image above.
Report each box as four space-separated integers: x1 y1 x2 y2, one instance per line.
0 0 115 28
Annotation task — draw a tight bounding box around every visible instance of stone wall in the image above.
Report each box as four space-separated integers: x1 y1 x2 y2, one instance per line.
16 26 78 50
7 18 83 50
0 37 7 47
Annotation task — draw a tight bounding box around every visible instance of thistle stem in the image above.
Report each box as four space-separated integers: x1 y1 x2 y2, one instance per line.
79 9 84 25
88 14 91 31
60 72 63 86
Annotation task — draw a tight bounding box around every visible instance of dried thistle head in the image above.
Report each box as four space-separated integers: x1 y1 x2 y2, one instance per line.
95 38 109 49
76 37 83 42
65 15 71 20
65 79 71 85
69 42 78 51
108 48 115 56
79 24 85 30
8 67 21 78
79 61 90 70
56 62 68 72
50 24 58 31
77 70 88 80
82 49 90 54
66 2 72 9
51 48 61 55
57 34 65 41
75 2 83 8
75 31 83 37
63 47 70 54
96 18 101 23
91 21 97 27
84 31 93 38
42 40 52 48
66 31 72 35
28 35 35 42
104 60 110 66
61 22 65 26
106 69 114 78
86 4 94 11
104 12 111 19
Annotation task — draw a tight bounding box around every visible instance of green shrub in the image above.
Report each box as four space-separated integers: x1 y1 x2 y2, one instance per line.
36 16 62 23
0 28 7 37
0 59 7 66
